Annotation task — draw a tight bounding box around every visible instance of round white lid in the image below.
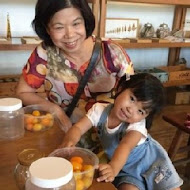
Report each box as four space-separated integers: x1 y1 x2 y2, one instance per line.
29 157 73 188
0 98 22 111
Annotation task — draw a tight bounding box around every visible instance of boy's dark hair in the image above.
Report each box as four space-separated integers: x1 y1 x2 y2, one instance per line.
117 73 166 129
32 0 95 46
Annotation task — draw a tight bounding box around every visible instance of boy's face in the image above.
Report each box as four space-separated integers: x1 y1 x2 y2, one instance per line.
113 89 149 124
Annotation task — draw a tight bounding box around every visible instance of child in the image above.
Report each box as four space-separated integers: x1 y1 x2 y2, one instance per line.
61 73 183 190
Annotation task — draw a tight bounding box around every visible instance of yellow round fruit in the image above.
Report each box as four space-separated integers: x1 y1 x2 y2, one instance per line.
76 179 84 190
32 110 41 116
83 177 93 188
46 113 53 119
32 118 39 124
74 170 82 180
83 164 94 178
33 123 43 131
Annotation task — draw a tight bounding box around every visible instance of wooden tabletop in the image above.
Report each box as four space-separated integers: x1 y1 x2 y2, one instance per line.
0 123 116 190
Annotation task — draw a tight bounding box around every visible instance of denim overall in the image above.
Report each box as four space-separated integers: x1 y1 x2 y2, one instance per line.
97 104 183 190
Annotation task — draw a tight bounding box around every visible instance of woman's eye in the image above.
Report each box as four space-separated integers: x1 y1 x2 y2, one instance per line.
54 26 64 30
73 22 80 26
130 96 135 102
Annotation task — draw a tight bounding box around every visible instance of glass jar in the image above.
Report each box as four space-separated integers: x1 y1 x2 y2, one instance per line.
0 97 24 141
14 149 45 190
25 157 76 190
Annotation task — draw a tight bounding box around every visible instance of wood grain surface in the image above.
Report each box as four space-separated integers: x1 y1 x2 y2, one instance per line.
0 122 116 190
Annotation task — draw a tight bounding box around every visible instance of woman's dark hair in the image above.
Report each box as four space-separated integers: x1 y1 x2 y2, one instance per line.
116 73 166 129
32 0 95 46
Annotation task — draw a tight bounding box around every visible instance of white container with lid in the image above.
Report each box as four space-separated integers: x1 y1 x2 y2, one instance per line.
0 97 24 141
25 157 76 190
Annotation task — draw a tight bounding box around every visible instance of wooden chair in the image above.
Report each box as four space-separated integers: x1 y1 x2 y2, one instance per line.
162 112 190 178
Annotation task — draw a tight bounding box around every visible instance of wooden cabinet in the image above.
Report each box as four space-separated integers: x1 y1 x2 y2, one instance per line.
99 0 190 87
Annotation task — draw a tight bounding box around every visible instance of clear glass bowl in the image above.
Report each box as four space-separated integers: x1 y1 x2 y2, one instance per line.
23 105 55 132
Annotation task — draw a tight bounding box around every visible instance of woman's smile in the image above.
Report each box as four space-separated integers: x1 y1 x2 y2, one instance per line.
64 40 78 49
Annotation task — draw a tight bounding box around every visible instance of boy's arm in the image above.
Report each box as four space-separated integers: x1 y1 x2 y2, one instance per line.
60 116 93 147
97 130 142 182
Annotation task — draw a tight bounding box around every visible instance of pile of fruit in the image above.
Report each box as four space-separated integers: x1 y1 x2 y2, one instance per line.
24 110 54 132
70 156 94 190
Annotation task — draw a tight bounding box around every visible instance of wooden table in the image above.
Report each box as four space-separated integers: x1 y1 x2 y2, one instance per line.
0 123 116 190
163 112 190 178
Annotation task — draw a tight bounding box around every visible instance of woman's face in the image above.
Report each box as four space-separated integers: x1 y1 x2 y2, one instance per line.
113 89 149 124
47 7 86 53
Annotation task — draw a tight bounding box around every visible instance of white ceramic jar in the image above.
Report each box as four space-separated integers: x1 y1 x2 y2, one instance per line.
25 157 76 190
0 97 24 141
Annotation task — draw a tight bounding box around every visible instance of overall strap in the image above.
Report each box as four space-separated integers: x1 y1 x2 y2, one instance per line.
97 103 127 140
97 104 113 128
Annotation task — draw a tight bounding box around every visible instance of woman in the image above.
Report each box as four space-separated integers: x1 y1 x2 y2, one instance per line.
16 0 134 150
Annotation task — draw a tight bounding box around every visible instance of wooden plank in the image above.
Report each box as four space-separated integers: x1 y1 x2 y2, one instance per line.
163 79 190 87
114 40 190 48
0 43 37 51
92 0 99 36
107 0 190 6
168 6 187 65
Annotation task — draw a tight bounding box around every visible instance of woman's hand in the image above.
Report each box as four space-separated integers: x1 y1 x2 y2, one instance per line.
97 164 116 183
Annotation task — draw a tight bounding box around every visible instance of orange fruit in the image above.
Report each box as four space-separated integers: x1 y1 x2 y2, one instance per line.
71 161 82 171
33 123 43 131
76 179 84 190
25 114 34 124
41 118 51 126
83 164 93 171
46 113 53 119
26 123 33 131
32 110 41 116
70 156 83 164
83 164 94 178
32 118 39 124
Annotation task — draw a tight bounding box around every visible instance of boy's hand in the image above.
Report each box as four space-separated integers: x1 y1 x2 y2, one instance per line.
97 164 115 182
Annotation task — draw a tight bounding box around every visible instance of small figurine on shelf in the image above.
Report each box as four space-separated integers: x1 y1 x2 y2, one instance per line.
156 23 170 38
140 22 154 38
7 13 12 40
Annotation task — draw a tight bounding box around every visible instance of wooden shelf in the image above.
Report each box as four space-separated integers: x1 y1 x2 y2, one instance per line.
163 80 190 87
0 43 38 51
114 40 190 48
107 0 190 6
